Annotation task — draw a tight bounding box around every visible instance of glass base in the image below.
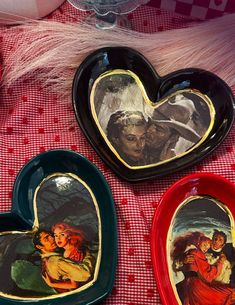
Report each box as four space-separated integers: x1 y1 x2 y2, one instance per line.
86 12 132 30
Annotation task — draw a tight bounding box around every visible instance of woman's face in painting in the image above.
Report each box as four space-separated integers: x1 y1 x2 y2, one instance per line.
199 241 211 253
54 227 70 248
117 124 146 161
146 123 171 149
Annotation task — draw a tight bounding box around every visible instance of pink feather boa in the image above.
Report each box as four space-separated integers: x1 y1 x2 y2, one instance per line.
2 13 235 97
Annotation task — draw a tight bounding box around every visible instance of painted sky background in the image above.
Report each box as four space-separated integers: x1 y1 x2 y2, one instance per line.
171 197 232 242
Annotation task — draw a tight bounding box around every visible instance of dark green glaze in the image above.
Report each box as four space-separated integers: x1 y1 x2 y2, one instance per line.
0 149 117 305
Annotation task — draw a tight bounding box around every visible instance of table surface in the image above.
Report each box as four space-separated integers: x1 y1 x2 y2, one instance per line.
0 1 235 304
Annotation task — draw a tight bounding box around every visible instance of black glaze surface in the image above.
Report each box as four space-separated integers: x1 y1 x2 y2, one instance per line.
72 47 234 182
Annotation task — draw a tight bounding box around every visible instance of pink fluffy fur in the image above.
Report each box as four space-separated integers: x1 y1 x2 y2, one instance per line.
2 13 235 97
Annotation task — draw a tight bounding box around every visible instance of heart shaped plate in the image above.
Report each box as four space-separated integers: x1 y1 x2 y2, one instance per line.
151 173 235 305
72 47 234 182
0 149 117 305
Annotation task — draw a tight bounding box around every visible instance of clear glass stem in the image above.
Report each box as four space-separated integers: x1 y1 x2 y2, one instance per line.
95 13 117 29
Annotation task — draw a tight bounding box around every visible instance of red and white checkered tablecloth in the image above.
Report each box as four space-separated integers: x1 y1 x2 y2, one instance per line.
147 0 235 20
0 1 235 305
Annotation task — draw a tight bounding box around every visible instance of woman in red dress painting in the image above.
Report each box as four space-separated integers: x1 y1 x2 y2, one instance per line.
172 232 235 305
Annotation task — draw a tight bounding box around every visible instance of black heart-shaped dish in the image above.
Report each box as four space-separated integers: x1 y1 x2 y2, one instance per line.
0 150 117 305
72 47 234 182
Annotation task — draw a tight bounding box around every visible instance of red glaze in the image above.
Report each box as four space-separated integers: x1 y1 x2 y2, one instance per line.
151 173 235 305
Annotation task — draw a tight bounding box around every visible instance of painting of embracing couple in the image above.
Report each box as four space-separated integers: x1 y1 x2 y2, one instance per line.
32 222 96 292
0 174 100 298
169 196 235 305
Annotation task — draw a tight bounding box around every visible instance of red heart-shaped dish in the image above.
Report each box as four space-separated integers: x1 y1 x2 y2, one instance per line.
151 173 235 305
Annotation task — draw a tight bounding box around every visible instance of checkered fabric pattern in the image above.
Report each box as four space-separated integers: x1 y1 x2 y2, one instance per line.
0 1 235 305
147 0 235 19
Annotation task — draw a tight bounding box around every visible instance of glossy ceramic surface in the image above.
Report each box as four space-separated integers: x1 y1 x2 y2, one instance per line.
72 47 234 182
0 149 117 305
151 173 235 305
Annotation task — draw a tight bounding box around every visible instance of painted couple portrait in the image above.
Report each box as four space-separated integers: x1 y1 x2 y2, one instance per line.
92 72 213 167
172 230 235 305
169 197 235 305
32 223 95 292
0 173 100 298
